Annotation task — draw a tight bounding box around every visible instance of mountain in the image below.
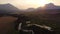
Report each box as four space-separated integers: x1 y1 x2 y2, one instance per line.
35 3 60 14
44 3 60 9
25 8 35 12
0 3 21 14
37 3 60 10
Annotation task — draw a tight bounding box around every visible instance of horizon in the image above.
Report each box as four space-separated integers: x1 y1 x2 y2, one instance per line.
0 0 60 9
0 3 60 10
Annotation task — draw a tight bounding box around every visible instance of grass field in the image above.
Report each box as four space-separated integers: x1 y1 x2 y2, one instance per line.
0 14 60 34
0 16 17 34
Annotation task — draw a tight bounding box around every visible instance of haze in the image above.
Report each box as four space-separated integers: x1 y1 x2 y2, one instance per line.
0 0 60 9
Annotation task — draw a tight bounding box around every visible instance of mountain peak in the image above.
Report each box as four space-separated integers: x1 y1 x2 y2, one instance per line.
0 3 20 14
43 3 60 9
44 3 55 9
0 3 19 10
45 3 55 6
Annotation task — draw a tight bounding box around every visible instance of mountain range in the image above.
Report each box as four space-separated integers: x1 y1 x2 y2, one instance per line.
0 3 60 14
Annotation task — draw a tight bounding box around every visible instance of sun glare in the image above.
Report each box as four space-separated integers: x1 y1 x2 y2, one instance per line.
38 0 49 6
25 0 50 7
12 0 51 9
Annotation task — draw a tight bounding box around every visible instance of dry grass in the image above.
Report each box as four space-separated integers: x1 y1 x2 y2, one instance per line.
0 16 17 34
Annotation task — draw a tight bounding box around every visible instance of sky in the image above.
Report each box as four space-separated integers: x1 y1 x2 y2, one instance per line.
0 0 60 9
